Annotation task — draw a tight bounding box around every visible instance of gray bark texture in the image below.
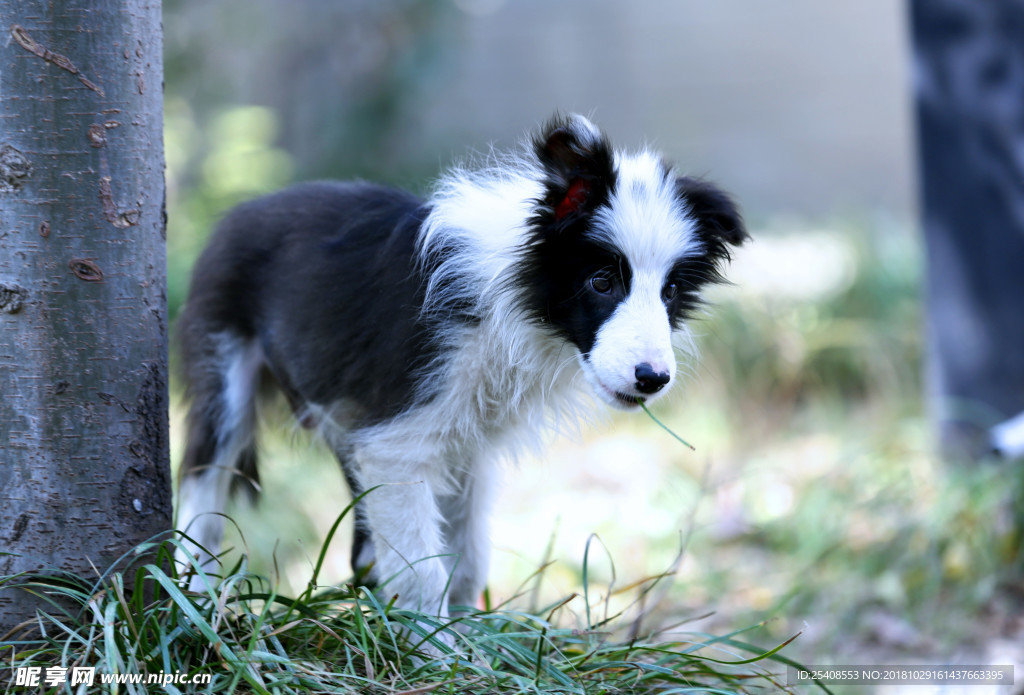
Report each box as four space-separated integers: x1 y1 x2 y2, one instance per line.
911 0 1024 458
0 0 169 630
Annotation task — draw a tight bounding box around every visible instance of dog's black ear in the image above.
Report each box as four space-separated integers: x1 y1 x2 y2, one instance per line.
534 114 615 222
676 176 749 256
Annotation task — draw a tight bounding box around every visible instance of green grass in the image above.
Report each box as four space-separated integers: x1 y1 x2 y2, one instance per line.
1 532 818 694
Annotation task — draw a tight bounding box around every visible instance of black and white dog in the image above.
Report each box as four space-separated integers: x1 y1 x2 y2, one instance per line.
175 114 747 618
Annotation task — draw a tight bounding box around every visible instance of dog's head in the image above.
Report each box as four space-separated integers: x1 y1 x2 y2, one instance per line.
517 113 748 410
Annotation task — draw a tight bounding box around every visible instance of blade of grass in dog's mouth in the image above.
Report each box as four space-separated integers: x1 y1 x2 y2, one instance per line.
640 402 696 451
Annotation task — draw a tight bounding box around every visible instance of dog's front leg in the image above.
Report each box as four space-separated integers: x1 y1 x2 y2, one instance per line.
355 459 452 619
441 456 500 611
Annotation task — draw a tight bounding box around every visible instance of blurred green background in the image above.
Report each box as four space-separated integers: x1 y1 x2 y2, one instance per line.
166 0 1024 672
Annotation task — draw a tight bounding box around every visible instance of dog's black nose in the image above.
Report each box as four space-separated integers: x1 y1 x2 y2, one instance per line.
634 363 670 394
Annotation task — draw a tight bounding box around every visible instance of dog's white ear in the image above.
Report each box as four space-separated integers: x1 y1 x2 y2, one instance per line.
534 114 614 222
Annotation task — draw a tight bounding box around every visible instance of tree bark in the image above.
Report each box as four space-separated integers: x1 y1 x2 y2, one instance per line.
911 0 1024 458
0 1 169 630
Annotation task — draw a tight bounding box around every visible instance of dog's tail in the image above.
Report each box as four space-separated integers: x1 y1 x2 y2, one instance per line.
174 315 263 588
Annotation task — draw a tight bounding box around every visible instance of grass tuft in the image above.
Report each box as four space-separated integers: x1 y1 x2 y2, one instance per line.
1 534 822 694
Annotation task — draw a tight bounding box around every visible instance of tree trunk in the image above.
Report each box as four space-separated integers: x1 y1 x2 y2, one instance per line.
0 0 169 630
911 0 1024 458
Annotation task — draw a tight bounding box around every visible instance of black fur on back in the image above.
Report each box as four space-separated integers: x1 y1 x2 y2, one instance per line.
177 181 446 429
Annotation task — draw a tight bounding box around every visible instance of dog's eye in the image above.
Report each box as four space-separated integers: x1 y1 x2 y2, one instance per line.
662 282 678 302
590 274 613 294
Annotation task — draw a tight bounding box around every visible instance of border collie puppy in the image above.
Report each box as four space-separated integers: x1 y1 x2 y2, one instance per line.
175 113 747 618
